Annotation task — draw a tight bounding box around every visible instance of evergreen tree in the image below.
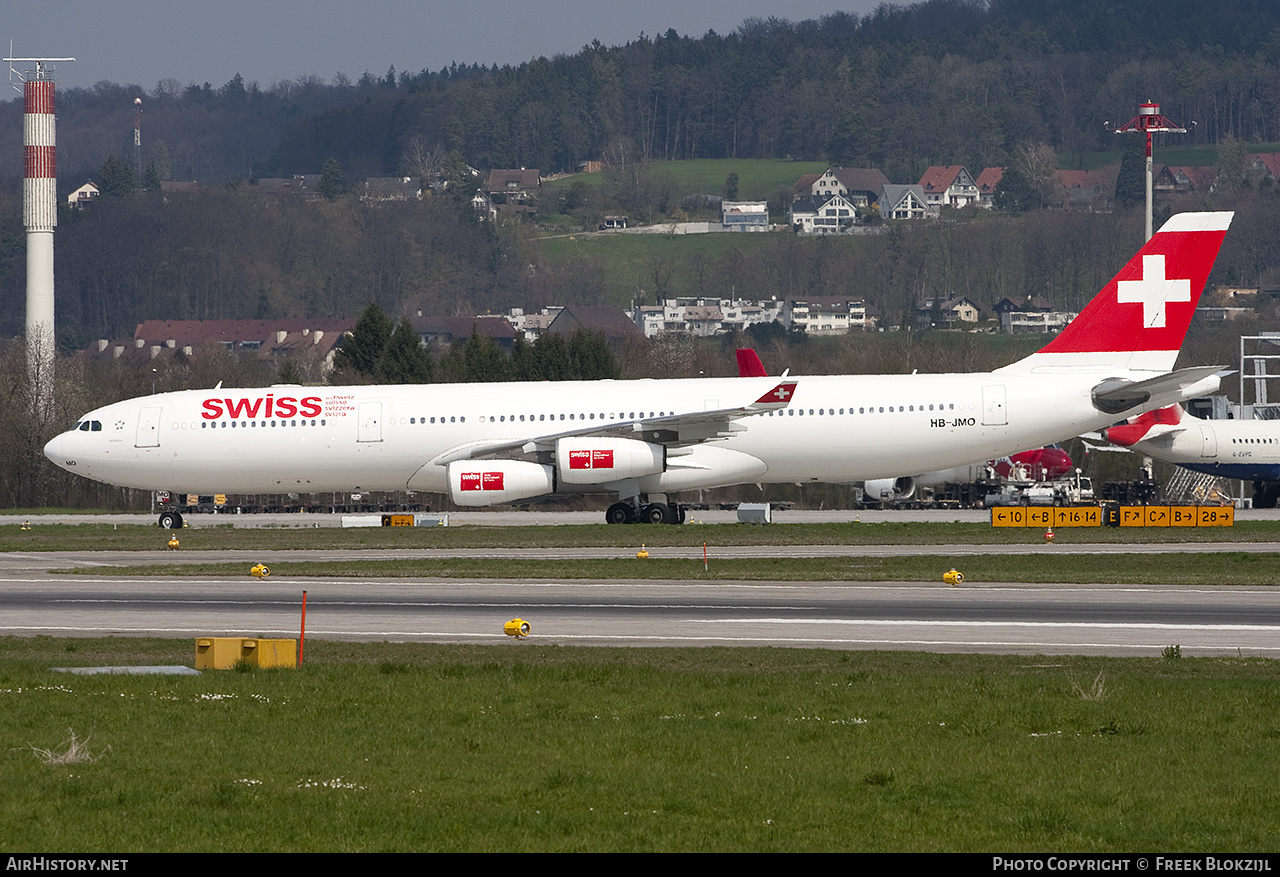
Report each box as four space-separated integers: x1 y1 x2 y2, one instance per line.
334 301 393 377
378 319 434 383
568 330 620 380
725 173 739 201
510 334 538 381
993 164 1037 212
98 155 136 197
142 160 161 191
320 157 344 200
461 328 510 382
532 332 572 380
1114 137 1146 209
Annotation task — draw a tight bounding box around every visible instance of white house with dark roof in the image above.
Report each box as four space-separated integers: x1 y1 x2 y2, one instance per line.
791 193 859 233
807 167 890 207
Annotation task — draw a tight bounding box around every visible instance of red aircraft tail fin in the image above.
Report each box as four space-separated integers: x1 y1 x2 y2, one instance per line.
736 348 769 378
1007 212 1232 374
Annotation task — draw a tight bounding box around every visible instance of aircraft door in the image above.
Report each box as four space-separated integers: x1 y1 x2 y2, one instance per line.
981 385 1007 426
357 402 383 443
135 406 162 447
1200 424 1217 457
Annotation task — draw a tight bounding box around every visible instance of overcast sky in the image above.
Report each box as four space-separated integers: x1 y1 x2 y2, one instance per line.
3 1 885 92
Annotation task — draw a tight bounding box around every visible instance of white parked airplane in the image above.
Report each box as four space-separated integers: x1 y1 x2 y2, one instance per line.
1103 403 1280 507
46 212 1234 527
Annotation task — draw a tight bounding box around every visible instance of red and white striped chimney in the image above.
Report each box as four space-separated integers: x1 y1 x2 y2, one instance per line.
6 56 73 411
24 75 57 371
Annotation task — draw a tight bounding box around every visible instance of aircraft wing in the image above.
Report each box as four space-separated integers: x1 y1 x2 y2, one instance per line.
428 378 798 466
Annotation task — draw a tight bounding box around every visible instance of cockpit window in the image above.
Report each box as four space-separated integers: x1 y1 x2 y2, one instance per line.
78 421 90 431
91 421 102 431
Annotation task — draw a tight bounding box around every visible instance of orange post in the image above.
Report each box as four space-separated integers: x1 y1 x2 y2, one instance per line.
299 590 307 666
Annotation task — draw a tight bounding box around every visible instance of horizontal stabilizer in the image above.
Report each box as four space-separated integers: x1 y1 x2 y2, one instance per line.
1091 366 1227 415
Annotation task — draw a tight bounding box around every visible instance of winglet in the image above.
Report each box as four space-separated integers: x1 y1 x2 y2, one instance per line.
751 380 797 411
736 348 769 377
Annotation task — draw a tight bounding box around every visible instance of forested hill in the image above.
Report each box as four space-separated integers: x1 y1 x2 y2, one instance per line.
2 0 1280 187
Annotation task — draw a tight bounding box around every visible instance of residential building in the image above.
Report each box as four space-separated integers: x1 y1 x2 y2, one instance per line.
806 167 890 207
785 298 872 334
721 201 769 230
916 297 981 329
362 177 422 201
878 184 928 220
918 166 979 210
974 167 1004 208
67 181 99 208
791 193 858 233
486 168 541 203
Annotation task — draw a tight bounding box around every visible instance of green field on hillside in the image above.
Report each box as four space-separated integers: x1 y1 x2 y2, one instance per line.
543 158 829 202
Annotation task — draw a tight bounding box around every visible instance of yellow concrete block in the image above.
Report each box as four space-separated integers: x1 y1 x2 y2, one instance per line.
195 637 296 669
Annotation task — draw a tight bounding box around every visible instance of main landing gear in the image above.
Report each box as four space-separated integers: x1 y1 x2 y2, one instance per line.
605 497 686 525
1253 481 1280 509
158 509 184 530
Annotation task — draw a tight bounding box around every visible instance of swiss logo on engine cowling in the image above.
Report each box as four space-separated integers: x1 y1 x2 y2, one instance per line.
460 471 505 490
568 449 614 470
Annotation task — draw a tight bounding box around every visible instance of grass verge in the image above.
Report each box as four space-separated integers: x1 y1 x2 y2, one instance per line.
1 636 1277 851
54 551 1280 585
7 520 1280 552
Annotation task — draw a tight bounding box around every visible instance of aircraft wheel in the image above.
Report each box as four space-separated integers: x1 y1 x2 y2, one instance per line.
643 503 671 525
605 502 634 525
158 510 183 530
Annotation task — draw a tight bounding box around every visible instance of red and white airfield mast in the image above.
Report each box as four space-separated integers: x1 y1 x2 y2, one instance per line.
1113 100 1188 243
6 54 73 413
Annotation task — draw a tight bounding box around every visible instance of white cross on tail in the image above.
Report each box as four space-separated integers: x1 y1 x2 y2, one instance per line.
1116 254 1190 328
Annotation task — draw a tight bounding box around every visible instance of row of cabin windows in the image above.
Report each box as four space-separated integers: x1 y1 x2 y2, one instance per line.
193 419 326 429
768 403 958 416
177 403 967 432
1231 437 1276 444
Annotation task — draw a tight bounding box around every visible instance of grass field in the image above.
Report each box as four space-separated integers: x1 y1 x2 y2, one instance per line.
542 158 829 202
2 637 1277 851
58 551 1280 586
5 519 1279 553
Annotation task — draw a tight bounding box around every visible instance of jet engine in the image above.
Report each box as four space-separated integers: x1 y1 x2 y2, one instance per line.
863 476 916 502
447 460 555 506
555 437 665 484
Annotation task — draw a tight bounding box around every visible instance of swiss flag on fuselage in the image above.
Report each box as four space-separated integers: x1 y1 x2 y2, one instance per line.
1039 213 1231 355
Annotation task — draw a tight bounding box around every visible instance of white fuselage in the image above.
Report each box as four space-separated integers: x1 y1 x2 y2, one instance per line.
46 371 1141 497
1130 417 1280 482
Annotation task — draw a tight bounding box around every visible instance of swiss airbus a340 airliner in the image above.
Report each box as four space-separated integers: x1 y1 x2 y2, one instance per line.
46 212 1233 527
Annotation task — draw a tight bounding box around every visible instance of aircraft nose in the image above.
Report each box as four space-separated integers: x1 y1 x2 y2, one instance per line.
43 433 62 466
